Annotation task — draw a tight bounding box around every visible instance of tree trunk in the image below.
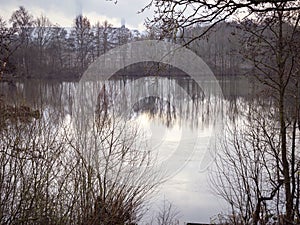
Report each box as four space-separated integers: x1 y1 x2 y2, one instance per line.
278 10 293 224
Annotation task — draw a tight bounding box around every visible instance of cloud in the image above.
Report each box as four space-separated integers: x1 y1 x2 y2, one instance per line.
84 11 121 28
0 0 154 30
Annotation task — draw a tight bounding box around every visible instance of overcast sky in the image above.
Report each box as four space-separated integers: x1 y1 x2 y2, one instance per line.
0 0 154 30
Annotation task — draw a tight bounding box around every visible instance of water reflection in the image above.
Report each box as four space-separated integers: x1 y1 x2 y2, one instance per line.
132 96 176 128
0 75 252 223
0 76 251 127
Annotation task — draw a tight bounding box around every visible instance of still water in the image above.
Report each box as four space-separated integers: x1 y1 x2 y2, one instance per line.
0 75 253 223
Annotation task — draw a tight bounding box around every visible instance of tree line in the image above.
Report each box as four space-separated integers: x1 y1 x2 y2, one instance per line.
0 6 274 81
0 6 145 80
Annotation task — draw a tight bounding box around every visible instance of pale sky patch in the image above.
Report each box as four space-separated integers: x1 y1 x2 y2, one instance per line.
0 0 154 30
84 11 121 28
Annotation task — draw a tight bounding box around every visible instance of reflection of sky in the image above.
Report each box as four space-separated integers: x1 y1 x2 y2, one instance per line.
134 113 182 161
133 110 225 224
159 167 227 224
0 77 244 224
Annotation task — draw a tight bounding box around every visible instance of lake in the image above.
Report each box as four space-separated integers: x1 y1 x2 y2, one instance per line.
0 74 254 224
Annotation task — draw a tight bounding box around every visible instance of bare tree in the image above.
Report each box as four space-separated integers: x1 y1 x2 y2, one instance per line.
210 99 287 225
9 6 34 76
146 1 300 224
70 14 94 72
0 17 21 77
145 0 300 45
145 198 180 225
155 199 180 225
67 113 159 224
47 26 69 74
32 15 53 69
0 92 160 224
94 20 113 57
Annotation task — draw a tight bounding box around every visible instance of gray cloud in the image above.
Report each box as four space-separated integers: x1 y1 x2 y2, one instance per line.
0 0 153 29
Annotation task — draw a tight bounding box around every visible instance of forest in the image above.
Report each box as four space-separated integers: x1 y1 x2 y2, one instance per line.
0 6 254 81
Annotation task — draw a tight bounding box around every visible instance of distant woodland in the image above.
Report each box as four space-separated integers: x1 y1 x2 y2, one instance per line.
0 6 257 81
